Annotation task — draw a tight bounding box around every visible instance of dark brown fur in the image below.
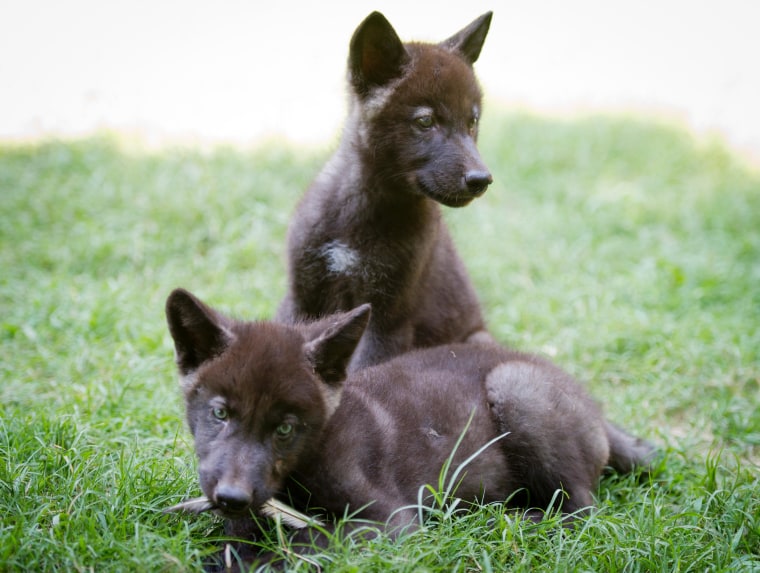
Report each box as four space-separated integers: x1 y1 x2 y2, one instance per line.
277 12 495 370
166 288 656 569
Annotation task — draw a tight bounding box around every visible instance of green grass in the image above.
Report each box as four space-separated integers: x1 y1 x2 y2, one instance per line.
1 112 758 571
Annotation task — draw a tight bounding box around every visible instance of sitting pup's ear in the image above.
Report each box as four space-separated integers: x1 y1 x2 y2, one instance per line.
439 12 493 64
349 12 409 97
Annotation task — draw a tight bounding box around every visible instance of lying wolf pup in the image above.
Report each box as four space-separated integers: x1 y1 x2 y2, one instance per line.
166 288 655 568
278 11 495 370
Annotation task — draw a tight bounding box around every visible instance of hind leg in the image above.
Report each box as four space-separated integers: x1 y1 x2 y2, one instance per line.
484 360 609 516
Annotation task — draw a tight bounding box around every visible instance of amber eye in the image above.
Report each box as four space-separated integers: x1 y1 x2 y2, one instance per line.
212 406 228 421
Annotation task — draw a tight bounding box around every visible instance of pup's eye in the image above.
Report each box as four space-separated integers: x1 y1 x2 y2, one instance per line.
212 407 228 421
275 422 294 438
415 114 434 129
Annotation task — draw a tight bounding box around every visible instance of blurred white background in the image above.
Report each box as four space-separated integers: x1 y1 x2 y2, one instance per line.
1 0 758 158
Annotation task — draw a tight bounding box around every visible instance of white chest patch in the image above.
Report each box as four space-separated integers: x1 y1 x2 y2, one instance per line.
320 240 361 275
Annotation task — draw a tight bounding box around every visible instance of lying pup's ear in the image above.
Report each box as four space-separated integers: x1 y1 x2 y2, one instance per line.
165 288 234 376
304 304 371 384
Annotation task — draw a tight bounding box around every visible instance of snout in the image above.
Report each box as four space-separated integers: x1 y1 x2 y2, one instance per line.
214 483 253 514
464 169 493 197
199 440 277 517
412 135 494 207
437 167 492 207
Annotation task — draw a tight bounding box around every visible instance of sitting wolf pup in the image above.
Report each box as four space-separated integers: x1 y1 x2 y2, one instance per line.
166 288 655 568
277 11 495 370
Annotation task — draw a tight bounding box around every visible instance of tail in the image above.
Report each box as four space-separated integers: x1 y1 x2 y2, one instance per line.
604 421 658 475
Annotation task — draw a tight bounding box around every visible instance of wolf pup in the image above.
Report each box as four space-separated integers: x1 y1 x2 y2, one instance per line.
277 12 495 370
166 288 655 567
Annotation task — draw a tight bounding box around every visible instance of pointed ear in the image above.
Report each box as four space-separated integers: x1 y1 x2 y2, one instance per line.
440 12 492 64
165 288 233 376
303 304 371 384
349 12 409 97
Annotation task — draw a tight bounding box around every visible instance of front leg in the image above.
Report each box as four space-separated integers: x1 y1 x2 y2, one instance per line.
208 520 346 572
213 506 419 571
202 517 272 573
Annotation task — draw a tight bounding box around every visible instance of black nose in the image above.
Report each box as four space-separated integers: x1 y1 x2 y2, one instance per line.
215 484 252 513
464 170 493 196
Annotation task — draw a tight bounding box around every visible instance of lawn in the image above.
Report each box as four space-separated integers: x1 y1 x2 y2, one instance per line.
1 111 758 571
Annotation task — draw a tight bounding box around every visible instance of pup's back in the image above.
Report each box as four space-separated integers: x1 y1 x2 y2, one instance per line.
306 343 612 525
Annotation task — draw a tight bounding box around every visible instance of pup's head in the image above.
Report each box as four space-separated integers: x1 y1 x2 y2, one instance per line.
348 11 493 207
165 288 370 518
